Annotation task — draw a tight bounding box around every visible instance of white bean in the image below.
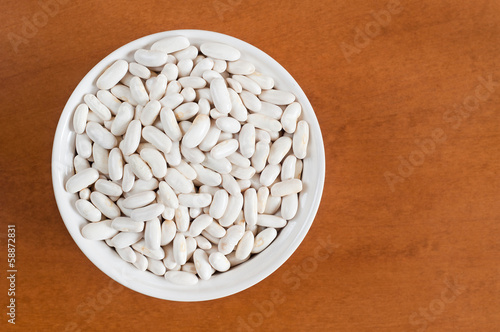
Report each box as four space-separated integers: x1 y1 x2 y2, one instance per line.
252 227 277 253
293 120 309 159
75 199 101 222
82 219 118 240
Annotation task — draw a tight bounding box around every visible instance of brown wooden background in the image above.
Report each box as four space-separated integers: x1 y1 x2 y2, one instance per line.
1 0 500 331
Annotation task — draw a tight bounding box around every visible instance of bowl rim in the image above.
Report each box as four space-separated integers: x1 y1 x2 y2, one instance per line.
52 29 325 301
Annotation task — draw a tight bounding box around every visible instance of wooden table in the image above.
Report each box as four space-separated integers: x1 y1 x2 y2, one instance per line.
1 0 499 331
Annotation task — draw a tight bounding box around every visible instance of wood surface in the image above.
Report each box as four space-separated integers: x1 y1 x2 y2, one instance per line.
1 0 500 331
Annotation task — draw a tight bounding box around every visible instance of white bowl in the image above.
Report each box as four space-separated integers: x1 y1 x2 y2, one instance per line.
52 30 325 301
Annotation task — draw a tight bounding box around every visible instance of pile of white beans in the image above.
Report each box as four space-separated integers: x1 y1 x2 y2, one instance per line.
66 36 310 285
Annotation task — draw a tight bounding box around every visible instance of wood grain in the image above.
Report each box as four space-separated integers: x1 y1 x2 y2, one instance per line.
1 0 500 331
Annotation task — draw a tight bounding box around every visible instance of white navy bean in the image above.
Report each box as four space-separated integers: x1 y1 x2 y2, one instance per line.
230 165 256 180
209 189 229 219
180 144 205 164
161 63 179 81
178 193 212 208
190 57 214 77
268 136 292 165
158 108 181 143
177 58 193 77
140 148 167 178
134 49 168 67
235 231 254 260
129 62 151 79
179 76 206 89
111 231 143 249
293 120 309 159
211 139 238 159
144 218 161 250
264 195 281 214
73 104 88 134
111 84 138 105
227 60 255 75
82 220 118 240
221 174 240 196
212 59 227 73
255 129 271 143
226 77 242 93
252 227 277 253
97 59 129 90
193 249 213 280
95 179 123 197
247 113 282 132
189 214 213 237
208 252 229 272
132 252 147 271
181 87 196 102
122 191 156 209
121 164 135 192
216 116 241 133
259 89 295 105
210 78 231 114
140 100 161 126
97 90 121 115
281 193 298 220
174 102 199 121
257 102 282 119
165 168 194 194
160 92 183 110
182 114 210 148
116 247 137 263
186 236 197 261
244 188 258 227
247 71 274 90
79 188 91 200
281 155 296 181
218 224 245 254
173 233 187 265
86 122 117 149
128 154 153 181
198 98 210 116
142 126 172 154
257 187 269 214
257 214 286 228
239 90 262 112
112 216 144 232
90 191 121 219
192 163 222 186
146 257 166 275
108 148 123 181
232 74 261 95
271 179 303 197
110 102 133 136
84 93 112 121
173 160 197 180
162 207 175 220
200 42 240 61
130 203 164 222
201 154 232 174
181 262 197 274
228 88 248 122
164 141 182 166
199 125 221 151
92 143 109 174
202 70 223 83
160 220 176 246
190 207 202 219
120 120 141 155
175 205 190 232
132 239 165 260
165 270 198 285
227 152 251 168
65 168 99 193
219 194 244 227
75 199 101 222
157 181 178 209
281 102 302 133
195 235 212 250
149 74 167 101
238 123 255 158
127 178 159 195
129 76 149 106
173 45 198 61
151 35 190 53
74 155 90 173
